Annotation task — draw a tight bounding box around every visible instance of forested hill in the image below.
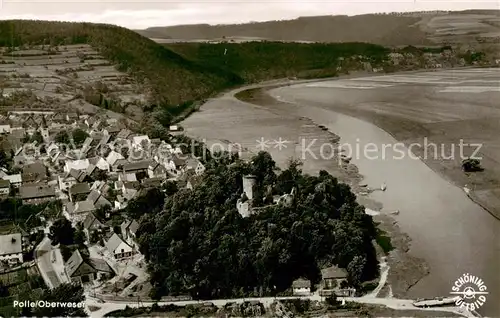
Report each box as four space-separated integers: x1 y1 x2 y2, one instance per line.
0 20 244 107
0 20 393 117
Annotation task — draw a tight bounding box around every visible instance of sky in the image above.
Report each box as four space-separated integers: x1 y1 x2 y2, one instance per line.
0 0 498 30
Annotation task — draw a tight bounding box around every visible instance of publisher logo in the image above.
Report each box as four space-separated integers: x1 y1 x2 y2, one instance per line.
450 273 488 311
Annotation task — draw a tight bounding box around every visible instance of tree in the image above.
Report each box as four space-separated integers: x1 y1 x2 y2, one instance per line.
48 218 75 246
137 152 378 300
55 130 70 144
59 244 74 262
32 283 86 317
163 180 178 196
72 129 89 147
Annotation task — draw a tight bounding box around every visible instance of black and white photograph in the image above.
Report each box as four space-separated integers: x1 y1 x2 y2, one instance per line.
0 0 499 317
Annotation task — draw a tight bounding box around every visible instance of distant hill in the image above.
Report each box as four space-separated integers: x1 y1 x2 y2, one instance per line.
0 20 392 123
137 10 500 46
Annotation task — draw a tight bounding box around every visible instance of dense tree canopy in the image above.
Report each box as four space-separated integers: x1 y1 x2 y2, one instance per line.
49 218 76 246
133 152 378 300
31 283 86 317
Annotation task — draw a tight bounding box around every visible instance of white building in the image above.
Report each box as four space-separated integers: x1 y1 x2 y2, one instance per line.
105 233 133 260
0 234 23 264
292 279 311 296
105 151 124 166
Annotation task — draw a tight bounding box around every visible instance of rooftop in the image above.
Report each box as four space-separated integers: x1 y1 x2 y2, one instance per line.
292 278 311 289
70 183 91 195
20 184 55 199
0 233 22 256
321 265 348 279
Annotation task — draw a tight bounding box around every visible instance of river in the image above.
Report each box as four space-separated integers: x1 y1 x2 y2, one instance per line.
182 69 500 316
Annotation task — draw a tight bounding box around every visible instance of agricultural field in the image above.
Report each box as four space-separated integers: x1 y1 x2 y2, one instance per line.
0 44 148 121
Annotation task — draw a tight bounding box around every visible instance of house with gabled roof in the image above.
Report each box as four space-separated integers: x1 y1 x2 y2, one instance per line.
0 233 23 265
65 249 114 285
66 200 96 222
106 150 124 167
69 183 91 202
121 219 140 248
2 174 21 188
86 190 112 209
64 159 90 174
19 184 55 204
185 157 205 176
21 161 47 183
105 233 133 260
148 162 167 179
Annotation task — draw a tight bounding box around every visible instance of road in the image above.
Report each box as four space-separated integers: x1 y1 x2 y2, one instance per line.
86 293 474 318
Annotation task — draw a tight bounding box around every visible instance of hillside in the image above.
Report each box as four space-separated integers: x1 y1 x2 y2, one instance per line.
0 20 401 122
0 20 243 110
137 10 500 46
164 42 390 82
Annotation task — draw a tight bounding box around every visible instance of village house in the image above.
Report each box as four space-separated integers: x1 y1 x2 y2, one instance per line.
103 125 121 138
20 184 55 204
21 161 48 183
116 129 133 140
166 155 186 175
69 183 91 202
86 189 112 209
321 265 347 290
141 177 163 189
83 212 108 236
0 234 23 265
132 135 150 150
185 157 205 176
121 219 139 248
105 150 124 167
292 278 311 296
117 172 137 183
0 123 11 134
65 249 114 285
122 160 157 180
121 181 141 201
148 161 167 179
105 233 133 260
64 159 90 174
66 200 96 222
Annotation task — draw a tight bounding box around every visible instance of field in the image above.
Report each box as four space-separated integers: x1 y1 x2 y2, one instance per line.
0 44 147 121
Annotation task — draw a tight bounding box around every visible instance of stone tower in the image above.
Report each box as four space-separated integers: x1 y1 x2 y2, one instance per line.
242 175 257 201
